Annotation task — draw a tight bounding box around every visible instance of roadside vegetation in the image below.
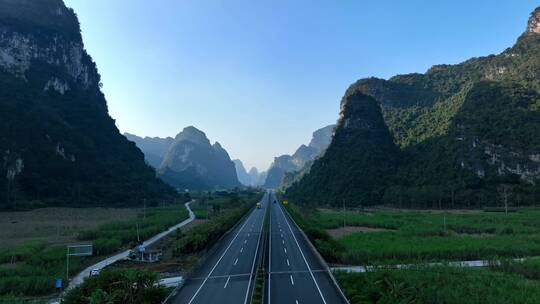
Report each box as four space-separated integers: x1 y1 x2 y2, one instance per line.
335 265 540 304
78 203 189 255
63 268 167 304
285 203 540 265
0 200 189 301
283 199 540 304
109 190 262 292
173 191 260 256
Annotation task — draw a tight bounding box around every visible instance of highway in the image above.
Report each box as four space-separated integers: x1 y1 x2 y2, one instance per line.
265 191 347 304
170 192 269 304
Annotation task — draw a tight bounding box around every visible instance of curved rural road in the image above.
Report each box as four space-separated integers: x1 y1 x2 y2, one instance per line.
67 200 195 291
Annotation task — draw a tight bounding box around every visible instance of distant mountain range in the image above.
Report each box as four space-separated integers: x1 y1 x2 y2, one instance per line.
0 0 176 208
264 125 335 188
287 6 540 208
124 134 173 168
232 159 266 187
126 127 241 190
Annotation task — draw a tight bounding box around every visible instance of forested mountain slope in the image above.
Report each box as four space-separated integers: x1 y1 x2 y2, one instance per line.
0 0 176 208
287 6 540 208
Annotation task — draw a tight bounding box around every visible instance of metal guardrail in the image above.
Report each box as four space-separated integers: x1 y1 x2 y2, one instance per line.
280 204 351 304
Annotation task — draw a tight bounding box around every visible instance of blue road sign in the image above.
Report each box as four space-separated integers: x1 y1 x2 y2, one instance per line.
55 278 62 289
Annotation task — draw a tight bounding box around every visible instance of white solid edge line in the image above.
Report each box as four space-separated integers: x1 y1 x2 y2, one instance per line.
243 197 266 304
278 201 328 304
268 195 272 304
187 206 255 304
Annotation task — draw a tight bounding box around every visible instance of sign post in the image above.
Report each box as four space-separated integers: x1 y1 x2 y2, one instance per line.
66 244 93 284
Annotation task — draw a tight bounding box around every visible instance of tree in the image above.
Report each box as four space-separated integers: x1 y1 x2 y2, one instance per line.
63 268 167 304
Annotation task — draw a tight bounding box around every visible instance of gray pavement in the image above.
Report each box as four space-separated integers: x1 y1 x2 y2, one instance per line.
170 193 269 304
265 192 347 304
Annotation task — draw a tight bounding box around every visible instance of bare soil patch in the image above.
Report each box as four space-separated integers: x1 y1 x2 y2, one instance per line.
455 232 496 237
382 208 484 214
327 226 394 238
0 207 139 248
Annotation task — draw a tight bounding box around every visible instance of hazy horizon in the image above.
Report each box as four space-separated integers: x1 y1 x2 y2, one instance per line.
64 0 537 171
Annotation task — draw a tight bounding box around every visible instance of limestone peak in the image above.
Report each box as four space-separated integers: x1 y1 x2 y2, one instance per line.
527 6 540 34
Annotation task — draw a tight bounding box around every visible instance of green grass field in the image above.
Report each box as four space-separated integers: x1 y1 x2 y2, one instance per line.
286 204 540 265
0 202 189 300
335 264 540 304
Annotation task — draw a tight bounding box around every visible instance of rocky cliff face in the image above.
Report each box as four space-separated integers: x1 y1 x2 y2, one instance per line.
287 93 398 204
233 159 252 186
287 5 540 208
528 7 540 34
157 126 240 190
248 167 265 186
0 0 176 208
264 125 335 188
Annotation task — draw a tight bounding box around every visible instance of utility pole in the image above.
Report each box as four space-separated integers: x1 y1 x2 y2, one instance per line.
443 213 447 233
136 222 140 243
66 246 70 283
143 199 147 220
342 199 346 228
504 187 508 215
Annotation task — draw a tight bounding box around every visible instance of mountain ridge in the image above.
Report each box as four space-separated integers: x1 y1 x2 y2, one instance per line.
264 124 335 188
287 6 540 208
0 0 177 208
127 126 241 190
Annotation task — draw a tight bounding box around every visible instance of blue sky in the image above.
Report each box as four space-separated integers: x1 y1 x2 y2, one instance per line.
64 0 538 171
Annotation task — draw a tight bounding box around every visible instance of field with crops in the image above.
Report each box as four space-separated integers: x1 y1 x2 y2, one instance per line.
0 202 189 301
286 204 540 265
335 260 540 304
0 207 139 249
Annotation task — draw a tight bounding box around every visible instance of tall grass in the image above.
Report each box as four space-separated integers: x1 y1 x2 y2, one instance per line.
335 266 540 304
287 204 540 265
173 194 259 255
0 202 189 298
78 203 189 255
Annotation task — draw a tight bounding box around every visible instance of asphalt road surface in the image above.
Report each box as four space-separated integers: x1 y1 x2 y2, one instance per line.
264 192 347 304
170 193 269 304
